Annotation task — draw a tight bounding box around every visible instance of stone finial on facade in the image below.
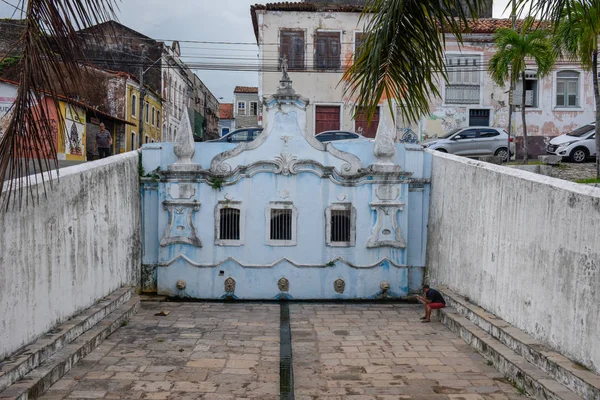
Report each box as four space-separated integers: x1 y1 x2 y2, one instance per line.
169 107 201 171
373 114 396 165
372 113 401 173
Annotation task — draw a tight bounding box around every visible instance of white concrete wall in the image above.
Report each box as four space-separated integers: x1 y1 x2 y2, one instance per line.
0 152 141 359
426 151 600 373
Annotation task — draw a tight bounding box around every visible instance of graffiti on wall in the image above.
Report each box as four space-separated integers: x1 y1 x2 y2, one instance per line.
64 104 85 160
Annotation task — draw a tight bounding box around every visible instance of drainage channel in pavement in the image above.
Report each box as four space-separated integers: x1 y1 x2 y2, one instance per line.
279 302 294 400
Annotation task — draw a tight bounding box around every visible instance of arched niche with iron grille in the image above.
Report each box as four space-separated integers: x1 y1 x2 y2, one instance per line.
214 201 244 246
325 203 356 247
265 201 298 246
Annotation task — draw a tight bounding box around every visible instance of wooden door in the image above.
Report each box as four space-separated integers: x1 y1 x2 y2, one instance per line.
315 105 340 134
355 107 380 138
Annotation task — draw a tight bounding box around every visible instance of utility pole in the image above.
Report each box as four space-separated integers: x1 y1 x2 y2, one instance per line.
507 0 516 162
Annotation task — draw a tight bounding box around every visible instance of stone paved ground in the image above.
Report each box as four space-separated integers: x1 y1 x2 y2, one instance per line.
291 304 524 400
38 303 525 400
551 162 597 182
38 303 280 400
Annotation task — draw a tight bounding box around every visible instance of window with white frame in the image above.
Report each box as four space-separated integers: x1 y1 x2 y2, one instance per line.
445 54 481 104
215 201 244 246
131 132 136 151
354 32 365 62
145 135 149 144
514 70 538 107
131 94 137 118
237 101 246 116
151 107 156 126
325 203 356 247
145 103 150 123
556 70 580 107
250 102 258 116
266 202 297 246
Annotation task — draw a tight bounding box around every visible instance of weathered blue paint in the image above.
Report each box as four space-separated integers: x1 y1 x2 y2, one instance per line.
140 82 432 300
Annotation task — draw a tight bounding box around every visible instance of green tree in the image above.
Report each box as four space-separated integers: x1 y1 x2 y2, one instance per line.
488 19 555 162
553 0 600 178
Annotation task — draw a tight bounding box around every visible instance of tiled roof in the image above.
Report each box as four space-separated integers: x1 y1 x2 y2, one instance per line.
219 103 234 119
250 2 537 42
234 86 259 93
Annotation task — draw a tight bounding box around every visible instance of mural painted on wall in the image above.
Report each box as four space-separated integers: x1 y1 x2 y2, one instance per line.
62 104 86 161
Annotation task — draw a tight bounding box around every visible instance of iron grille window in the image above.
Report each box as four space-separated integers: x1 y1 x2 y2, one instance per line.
270 209 292 241
219 208 241 240
330 210 351 243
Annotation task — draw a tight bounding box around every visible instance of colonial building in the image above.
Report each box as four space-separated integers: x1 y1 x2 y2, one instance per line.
219 103 235 136
233 86 259 128
0 79 133 163
251 4 595 156
77 21 219 143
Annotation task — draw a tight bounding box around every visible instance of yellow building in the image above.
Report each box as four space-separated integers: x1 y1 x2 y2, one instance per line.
124 79 162 152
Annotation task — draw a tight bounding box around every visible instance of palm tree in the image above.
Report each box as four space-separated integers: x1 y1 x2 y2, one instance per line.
0 0 117 210
488 19 555 163
343 0 489 125
554 0 600 178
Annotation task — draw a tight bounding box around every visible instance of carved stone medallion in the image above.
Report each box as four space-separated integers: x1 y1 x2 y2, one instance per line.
334 279 345 294
176 280 187 290
224 277 236 292
278 277 289 292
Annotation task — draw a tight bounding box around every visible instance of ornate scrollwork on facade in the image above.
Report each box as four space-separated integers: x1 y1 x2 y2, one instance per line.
224 277 236 292
278 277 289 292
160 200 202 247
334 279 345 294
399 128 419 144
273 152 299 175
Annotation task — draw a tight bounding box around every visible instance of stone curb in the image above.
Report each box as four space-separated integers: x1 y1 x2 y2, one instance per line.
0 286 133 393
440 308 583 399
0 295 139 400
439 288 600 400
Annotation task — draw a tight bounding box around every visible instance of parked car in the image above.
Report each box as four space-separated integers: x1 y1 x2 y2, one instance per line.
209 127 263 143
546 123 597 163
315 130 366 142
422 126 514 161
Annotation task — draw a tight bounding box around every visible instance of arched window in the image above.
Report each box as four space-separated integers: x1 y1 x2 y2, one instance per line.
131 94 137 118
556 70 580 107
151 106 156 126
326 204 356 247
266 202 297 246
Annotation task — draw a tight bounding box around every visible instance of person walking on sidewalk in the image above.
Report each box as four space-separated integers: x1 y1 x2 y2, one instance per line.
95 123 112 159
417 284 446 323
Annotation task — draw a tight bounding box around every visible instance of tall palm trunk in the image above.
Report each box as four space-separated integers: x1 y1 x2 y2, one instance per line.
521 71 528 163
593 50 600 179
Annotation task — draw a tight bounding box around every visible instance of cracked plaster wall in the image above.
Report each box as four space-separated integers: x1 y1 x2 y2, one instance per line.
0 152 142 360
426 151 600 373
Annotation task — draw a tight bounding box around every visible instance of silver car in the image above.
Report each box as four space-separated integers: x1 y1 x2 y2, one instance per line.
422 126 514 161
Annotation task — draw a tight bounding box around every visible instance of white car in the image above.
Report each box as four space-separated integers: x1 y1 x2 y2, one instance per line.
546 123 597 163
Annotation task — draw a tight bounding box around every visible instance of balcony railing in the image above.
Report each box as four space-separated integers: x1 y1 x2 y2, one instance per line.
445 85 480 104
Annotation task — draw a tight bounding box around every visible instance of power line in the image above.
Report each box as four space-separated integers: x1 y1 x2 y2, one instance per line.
0 0 24 13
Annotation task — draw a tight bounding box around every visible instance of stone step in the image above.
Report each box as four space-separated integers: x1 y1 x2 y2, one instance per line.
0 287 133 393
0 295 140 400
440 307 584 400
439 288 600 400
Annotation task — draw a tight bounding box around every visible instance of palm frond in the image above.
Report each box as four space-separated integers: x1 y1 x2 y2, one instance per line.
342 0 489 124
0 0 118 211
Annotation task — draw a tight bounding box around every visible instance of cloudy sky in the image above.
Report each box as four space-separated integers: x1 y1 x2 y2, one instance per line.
0 0 512 103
